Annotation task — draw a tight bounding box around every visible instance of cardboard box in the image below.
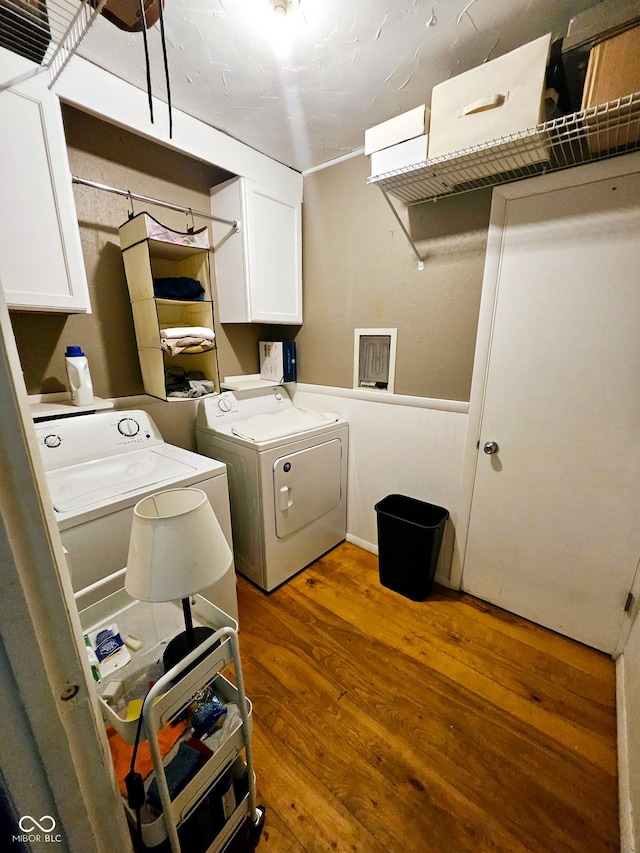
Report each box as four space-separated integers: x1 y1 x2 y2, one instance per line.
369 135 429 177
428 34 552 174
259 341 296 384
364 105 429 155
581 25 640 153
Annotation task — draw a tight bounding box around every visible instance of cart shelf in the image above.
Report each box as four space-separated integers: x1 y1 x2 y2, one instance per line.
79 585 264 852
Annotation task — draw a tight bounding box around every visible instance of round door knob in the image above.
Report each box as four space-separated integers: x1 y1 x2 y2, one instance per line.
483 440 499 455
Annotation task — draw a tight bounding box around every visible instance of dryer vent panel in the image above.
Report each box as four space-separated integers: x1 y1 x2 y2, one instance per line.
354 328 397 393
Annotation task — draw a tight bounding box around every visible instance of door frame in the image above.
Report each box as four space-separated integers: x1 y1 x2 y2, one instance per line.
0 283 131 851
454 150 640 655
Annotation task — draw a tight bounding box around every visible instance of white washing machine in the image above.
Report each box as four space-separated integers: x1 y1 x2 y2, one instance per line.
34 409 238 619
196 385 348 592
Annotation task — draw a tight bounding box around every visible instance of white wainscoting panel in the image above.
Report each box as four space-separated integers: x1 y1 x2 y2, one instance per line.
294 385 468 585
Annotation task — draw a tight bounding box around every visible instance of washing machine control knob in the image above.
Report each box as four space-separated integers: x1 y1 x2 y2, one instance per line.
118 417 140 437
218 397 232 412
274 392 282 401
44 434 61 448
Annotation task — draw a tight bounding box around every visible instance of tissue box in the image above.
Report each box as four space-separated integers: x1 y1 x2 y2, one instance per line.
370 135 429 177
259 341 296 383
364 105 429 154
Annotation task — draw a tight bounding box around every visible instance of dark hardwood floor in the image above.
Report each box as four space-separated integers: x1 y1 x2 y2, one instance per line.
234 541 618 852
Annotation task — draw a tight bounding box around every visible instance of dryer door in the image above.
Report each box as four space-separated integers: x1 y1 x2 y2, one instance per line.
273 439 342 539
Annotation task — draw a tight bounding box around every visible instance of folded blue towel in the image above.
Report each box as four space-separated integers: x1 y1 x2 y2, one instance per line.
153 277 204 301
147 742 201 810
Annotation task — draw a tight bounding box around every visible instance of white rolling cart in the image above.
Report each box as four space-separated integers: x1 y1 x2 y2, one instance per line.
77 571 265 853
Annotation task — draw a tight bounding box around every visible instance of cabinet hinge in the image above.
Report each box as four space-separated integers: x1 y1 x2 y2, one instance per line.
624 592 635 613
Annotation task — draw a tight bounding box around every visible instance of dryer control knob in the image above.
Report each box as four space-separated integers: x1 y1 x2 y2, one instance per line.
218 397 232 412
118 417 140 437
274 393 282 401
44 434 61 448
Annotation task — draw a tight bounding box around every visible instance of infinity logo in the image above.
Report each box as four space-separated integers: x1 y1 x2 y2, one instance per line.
18 815 56 833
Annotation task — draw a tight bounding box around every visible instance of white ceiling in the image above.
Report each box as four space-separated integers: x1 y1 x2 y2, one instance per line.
78 0 596 173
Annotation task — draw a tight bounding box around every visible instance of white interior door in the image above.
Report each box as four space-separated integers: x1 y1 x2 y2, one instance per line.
462 162 640 654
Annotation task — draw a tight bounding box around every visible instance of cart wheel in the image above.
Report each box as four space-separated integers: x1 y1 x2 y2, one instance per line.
250 805 266 837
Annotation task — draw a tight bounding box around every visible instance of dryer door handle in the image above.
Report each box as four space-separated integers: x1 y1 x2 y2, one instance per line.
278 485 293 512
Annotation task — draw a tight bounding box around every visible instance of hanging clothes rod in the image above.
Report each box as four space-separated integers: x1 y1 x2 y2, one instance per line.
71 175 240 231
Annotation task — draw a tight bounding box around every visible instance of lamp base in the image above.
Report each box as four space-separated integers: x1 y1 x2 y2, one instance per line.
163 626 215 675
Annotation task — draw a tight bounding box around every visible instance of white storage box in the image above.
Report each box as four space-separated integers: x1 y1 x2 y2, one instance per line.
364 105 429 154
428 34 552 176
370 135 429 177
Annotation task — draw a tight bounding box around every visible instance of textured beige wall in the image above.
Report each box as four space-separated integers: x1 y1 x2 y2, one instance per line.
299 154 492 401
11 109 491 401
10 105 289 397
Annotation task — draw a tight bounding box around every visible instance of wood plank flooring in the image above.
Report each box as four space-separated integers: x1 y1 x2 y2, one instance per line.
234 542 618 853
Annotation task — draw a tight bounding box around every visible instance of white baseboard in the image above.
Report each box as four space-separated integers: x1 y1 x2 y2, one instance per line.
618 655 635 852
344 534 453 590
346 533 377 554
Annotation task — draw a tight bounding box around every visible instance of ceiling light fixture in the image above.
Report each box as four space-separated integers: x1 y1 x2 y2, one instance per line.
271 0 299 16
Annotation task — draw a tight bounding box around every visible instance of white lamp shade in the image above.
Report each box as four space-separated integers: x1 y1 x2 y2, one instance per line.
125 488 233 602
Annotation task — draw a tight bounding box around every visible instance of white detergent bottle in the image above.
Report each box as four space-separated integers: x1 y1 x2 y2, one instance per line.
65 345 94 407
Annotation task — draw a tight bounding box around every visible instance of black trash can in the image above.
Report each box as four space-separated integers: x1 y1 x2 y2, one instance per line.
374 494 449 601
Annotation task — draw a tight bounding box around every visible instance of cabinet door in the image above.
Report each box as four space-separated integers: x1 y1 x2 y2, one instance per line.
0 49 91 312
211 176 302 324
244 178 302 324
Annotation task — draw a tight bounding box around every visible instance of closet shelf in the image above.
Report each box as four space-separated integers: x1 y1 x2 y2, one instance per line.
368 91 640 204
1 0 106 88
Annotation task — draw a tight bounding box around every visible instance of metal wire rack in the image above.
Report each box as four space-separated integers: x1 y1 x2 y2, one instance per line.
368 91 640 204
0 0 106 87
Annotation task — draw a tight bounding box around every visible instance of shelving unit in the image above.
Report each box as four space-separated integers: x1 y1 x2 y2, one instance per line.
119 213 221 402
0 0 106 89
369 91 640 264
79 580 265 853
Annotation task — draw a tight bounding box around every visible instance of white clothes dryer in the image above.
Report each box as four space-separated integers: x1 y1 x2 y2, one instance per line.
34 409 238 619
196 385 348 591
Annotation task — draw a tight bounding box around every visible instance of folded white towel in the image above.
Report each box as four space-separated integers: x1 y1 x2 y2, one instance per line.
161 326 215 340
231 407 339 442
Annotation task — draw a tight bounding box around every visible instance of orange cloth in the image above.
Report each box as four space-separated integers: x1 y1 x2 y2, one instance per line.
107 719 188 796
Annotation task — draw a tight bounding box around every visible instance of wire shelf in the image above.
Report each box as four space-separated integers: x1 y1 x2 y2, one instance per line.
0 0 106 86
368 91 640 204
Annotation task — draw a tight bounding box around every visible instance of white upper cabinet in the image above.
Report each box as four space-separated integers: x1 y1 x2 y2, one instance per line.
210 176 302 324
0 49 90 313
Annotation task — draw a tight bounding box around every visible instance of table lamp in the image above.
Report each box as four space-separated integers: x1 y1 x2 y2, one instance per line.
125 488 233 672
